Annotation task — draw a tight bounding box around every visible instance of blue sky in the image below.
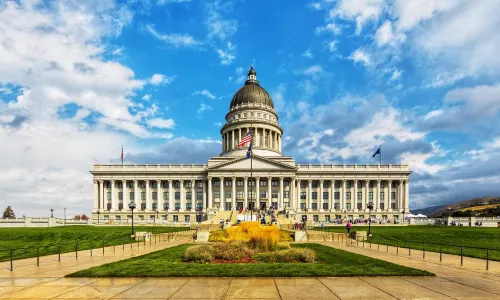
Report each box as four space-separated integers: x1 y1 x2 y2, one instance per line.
1 0 500 216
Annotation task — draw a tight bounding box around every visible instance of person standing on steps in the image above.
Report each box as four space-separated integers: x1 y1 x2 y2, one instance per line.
346 220 351 235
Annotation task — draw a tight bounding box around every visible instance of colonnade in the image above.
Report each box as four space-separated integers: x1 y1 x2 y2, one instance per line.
222 127 281 152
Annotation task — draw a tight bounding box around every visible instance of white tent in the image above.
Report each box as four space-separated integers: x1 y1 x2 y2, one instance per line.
406 214 416 218
415 214 427 218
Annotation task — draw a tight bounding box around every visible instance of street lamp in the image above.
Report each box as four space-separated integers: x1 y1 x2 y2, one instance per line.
156 210 159 221
343 209 347 220
96 210 100 223
64 208 66 226
367 202 374 236
447 206 452 225
50 208 54 218
128 202 136 235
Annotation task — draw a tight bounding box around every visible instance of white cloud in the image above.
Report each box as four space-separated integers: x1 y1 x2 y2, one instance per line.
327 41 338 52
301 49 313 59
330 0 385 34
314 23 341 35
303 65 322 75
197 102 213 116
423 109 443 120
375 21 406 46
157 0 192 4
206 1 238 41
149 74 175 85
193 89 216 99
141 94 152 101
216 42 236 65
145 24 198 47
392 0 459 31
349 49 371 66
444 84 500 118
309 2 322 10
271 84 286 112
389 69 402 81
146 118 175 129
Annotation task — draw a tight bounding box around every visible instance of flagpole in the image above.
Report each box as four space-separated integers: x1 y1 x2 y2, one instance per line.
379 145 382 165
250 123 253 221
121 145 124 165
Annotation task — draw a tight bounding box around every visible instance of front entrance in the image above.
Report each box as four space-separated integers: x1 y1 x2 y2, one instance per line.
260 202 267 210
196 214 202 223
237 202 243 210
225 202 232 211
248 202 255 210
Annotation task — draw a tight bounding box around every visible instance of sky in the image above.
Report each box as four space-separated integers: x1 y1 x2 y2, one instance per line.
1 0 500 218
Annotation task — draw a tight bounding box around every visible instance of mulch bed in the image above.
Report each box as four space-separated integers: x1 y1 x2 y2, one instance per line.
210 257 258 264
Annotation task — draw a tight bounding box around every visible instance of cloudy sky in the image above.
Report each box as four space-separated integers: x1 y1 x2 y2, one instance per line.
1 0 500 217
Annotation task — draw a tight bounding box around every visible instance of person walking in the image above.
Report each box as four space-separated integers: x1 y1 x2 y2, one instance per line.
346 220 351 234
321 222 325 230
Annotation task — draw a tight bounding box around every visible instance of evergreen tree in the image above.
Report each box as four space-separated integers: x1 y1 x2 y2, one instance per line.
2 206 15 219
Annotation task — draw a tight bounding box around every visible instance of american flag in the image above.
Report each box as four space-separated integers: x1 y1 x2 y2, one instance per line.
238 130 252 147
120 145 124 164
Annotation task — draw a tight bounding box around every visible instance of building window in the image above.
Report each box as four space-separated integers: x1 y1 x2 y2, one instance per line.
248 180 255 187
334 182 340 188
346 203 351 210
225 181 232 187
196 181 203 188
346 192 351 200
237 180 244 187
391 192 396 200
271 181 278 187
323 203 329 210
118 192 123 201
381 182 385 188
323 192 328 200
334 192 340 200
237 191 244 199
300 192 306 200
186 203 192 210
196 192 203 200
152 192 157 200
106 182 111 188
175 192 180 200
391 203 396 209
312 203 318 210
369 182 374 188
357 192 362 200
225 192 231 199
300 203 306 209
174 181 180 188
163 192 169 200
284 180 290 186
260 180 267 187
128 182 134 188
312 181 318 188
369 192 373 200
260 191 266 199
107 203 111 210
163 203 169 210
107 192 111 200
175 203 180 210
346 182 352 188
130 192 134 201
118 182 123 188
163 181 169 188
173 215 179 222
357 203 362 210
141 203 146 210
248 191 256 199
312 192 317 200
185 181 192 188
380 192 385 200
380 203 384 210
391 181 397 188
151 181 157 188
357 181 362 188
313 215 319 222
141 192 146 200
214 191 220 199
272 192 278 199
323 181 329 188
284 191 289 199
119 204 123 210
152 203 157 210
140 182 146 188
186 192 192 200
300 181 306 188
334 203 340 210
214 181 220 187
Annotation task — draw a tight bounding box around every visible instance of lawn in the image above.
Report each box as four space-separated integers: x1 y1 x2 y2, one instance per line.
0 225 189 262
319 225 500 261
67 243 433 277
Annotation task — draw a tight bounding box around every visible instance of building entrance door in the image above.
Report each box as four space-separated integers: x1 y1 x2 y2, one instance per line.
237 202 243 210
248 202 255 210
225 202 232 211
260 202 266 210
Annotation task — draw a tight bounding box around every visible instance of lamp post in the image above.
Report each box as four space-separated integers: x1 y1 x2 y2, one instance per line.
166 207 169 223
96 210 100 223
128 202 136 235
156 210 159 224
367 202 374 236
343 209 347 220
402 209 405 225
64 208 66 226
50 208 54 218
448 206 451 225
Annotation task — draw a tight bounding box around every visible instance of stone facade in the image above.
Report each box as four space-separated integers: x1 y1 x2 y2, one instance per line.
90 67 411 223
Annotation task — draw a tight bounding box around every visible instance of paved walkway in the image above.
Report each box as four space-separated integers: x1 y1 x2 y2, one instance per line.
1 237 500 299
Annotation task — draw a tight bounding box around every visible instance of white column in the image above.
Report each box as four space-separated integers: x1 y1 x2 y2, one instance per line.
191 179 195 210
168 180 173 210
244 177 248 209
179 180 185 212
319 180 324 212
405 179 410 211
122 180 128 209
279 177 284 209
93 180 99 210
388 180 392 212
219 177 224 211
330 180 335 211
232 177 236 210
239 128 242 145
341 180 346 211
111 180 116 211
267 177 271 208
256 177 260 208
376 180 381 212
100 180 105 209
353 180 358 212
307 180 312 210
157 179 162 211
296 179 300 211
145 179 150 211
208 178 213 209
202 179 207 211
133 180 138 204
291 178 296 209
364 180 369 212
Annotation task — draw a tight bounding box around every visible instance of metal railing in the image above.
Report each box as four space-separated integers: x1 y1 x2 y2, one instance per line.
1 229 195 271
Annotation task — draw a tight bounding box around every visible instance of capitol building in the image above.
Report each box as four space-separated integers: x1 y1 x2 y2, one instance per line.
91 67 411 224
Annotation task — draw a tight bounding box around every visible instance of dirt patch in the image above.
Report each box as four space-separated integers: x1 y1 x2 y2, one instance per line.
210 257 258 264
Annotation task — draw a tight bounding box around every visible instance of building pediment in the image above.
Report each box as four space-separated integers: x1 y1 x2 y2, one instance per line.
208 155 297 171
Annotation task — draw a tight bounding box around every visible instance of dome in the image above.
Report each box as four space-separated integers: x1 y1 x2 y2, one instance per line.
229 66 274 110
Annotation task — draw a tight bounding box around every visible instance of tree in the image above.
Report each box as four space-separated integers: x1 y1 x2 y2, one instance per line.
80 214 89 220
2 206 15 219
73 215 81 220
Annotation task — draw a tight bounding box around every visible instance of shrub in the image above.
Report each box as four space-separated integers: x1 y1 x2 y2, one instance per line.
253 248 316 263
208 230 228 242
224 222 281 251
279 231 294 242
212 242 254 261
183 245 213 263
276 242 291 250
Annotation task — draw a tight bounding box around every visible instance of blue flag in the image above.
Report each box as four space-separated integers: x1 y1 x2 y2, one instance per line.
246 141 253 159
372 146 381 157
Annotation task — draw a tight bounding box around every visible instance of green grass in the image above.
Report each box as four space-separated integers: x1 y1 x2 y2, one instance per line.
318 225 500 260
0 226 189 262
67 243 433 277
